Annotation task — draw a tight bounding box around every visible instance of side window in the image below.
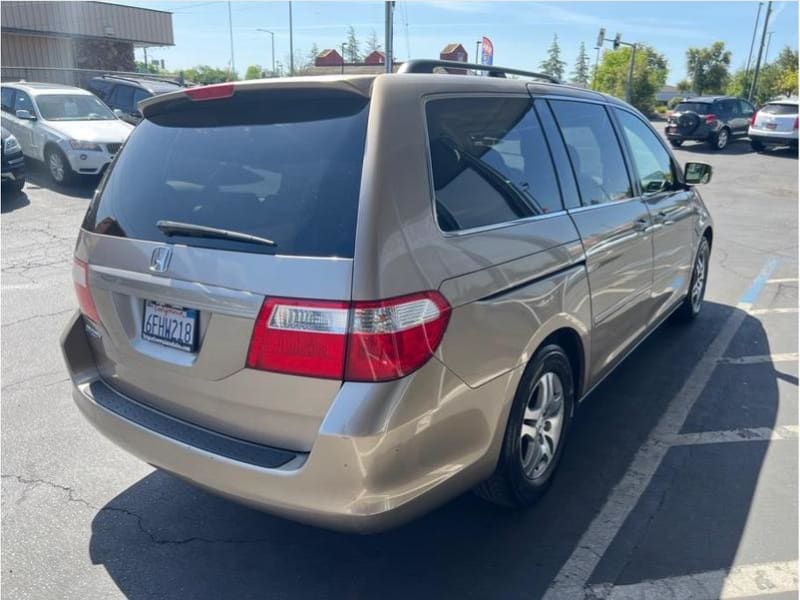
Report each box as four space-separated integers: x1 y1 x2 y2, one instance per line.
13 91 34 114
109 85 135 112
615 109 678 195
717 100 734 118
549 100 632 206
1 88 15 113
738 100 754 117
426 96 563 232
132 89 151 112
89 79 113 99
535 99 581 209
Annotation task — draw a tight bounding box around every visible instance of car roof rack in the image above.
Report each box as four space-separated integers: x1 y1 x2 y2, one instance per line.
97 73 182 87
397 59 561 84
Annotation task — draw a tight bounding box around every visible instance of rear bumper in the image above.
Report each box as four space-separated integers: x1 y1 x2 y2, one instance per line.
749 130 798 145
62 312 516 532
665 127 711 141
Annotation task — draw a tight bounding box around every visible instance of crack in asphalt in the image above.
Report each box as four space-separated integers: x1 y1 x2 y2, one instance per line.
2 474 276 547
2 308 74 328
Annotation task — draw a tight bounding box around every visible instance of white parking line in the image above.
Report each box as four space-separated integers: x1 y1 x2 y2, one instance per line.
767 278 798 284
748 307 799 315
586 560 798 600
672 425 799 446
718 352 799 364
542 257 781 599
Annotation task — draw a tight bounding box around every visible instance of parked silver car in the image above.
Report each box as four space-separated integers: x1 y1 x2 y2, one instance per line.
749 98 799 151
0 82 133 185
61 60 714 532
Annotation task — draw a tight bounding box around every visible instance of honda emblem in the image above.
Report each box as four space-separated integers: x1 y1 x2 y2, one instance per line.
150 247 172 273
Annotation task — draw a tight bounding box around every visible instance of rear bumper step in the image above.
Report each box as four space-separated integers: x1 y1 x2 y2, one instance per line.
91 379 298 469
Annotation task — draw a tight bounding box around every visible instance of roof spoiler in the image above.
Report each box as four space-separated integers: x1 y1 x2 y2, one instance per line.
397 59 561 84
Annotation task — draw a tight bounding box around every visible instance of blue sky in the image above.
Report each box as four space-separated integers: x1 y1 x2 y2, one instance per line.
118 1 799 84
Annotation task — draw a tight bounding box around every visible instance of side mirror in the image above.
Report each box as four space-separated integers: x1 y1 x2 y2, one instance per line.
113 108 124 118
15 109 35 121
131 110 143 119
684 162 712 185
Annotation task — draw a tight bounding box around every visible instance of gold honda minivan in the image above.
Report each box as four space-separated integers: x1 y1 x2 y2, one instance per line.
61 60 714 533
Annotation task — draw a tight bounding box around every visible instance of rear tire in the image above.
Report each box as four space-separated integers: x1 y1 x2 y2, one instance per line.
3 177 25 193
750 139 765 152
709 128 729 151
475 345 574 508
675 237 710 323
670 139 683 148
45 146 73 186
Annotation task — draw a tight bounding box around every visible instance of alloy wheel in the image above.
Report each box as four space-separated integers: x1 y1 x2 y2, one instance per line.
716 129 728 149
48 152 65 183
691 244 708 312
520 371 565 480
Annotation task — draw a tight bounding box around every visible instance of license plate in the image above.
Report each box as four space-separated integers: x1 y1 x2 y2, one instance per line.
142 300 198 352
766 122 777 130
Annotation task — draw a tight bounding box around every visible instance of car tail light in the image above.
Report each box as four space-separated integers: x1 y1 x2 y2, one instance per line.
246 291 451 382
704 114 717 125
750 112 758 126
185 83 235 101
72 257 100 324
794 117 798 130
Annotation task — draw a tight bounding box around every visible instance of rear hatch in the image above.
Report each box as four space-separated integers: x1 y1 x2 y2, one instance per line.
753 102 798 135
76 83 370 452
668 101 712 136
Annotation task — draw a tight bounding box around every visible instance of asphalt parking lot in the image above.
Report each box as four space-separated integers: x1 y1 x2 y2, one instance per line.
2 130 798 599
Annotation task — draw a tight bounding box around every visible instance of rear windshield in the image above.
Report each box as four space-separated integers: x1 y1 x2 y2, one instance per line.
83 90 369 257
674 102 711 115
761 103 798 115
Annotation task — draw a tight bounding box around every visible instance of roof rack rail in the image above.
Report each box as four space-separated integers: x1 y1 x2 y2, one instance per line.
98 73 182 86
397 59 561 84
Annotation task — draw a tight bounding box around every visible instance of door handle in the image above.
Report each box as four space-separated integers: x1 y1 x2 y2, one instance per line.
634 218 650 232
656 210 675 225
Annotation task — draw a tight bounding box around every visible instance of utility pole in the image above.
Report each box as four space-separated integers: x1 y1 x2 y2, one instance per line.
341 42 346 74
745 3 763 80
749 0 772 102
764 31 774 64
625 43 637 104
288 1 294 76
143 47 148 71
227 1 236 79
384 1 394 74
475 40 482 75
256 29 276 76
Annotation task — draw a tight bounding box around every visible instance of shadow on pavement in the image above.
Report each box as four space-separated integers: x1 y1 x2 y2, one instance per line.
24 159 99 199
89 302 778 599
1 188 30 213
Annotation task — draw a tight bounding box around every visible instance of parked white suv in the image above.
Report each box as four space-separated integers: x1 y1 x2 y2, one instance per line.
749 98 798 151
0 82 133 185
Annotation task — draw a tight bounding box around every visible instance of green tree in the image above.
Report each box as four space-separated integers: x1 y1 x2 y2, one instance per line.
570 42 590 87
244 64 264 80
365 29 381 54
726 46 798 104
539 34 566 80
676 79 693 93
686 41 731 95
344 26 361 63
595 45 668 114
183 65 236 84
136 60 160 74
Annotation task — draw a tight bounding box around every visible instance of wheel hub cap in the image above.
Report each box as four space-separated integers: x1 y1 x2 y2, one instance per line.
49 153 64 181
692 248 707 310
520 371 565 479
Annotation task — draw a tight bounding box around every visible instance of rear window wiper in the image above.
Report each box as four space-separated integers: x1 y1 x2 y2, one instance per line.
156 220 277 247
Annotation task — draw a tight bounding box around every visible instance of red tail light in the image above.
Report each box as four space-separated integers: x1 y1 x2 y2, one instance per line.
185 83 235 101
72 257 100 324
794 117 798 130
750 112 758 126
246 291 451 382
704 114 717 125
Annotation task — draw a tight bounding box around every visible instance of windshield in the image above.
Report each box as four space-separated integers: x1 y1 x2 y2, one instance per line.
674 102 711 115
83 90 369 257
35 94 116 121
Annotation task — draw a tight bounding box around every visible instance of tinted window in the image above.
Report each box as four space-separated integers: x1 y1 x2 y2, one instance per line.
738 100 755 116
1 88 14 113
83 91 369 258
761 103 797 115
109 85 135 111
89 79 113 99
13 91 34 114
615 109 677 195
549 100 632 206
132 88 151 110
426 96 562 232
535 99 581 209
675 102 711 115
718 100 736 117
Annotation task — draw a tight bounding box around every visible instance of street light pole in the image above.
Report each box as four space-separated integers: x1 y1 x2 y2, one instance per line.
227 1 236 79
764 31 774 65
256 29 276 76
749 0 772 102
384 1 394 74
288 1 294 76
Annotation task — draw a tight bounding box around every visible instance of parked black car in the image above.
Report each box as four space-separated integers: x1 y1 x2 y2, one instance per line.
666 96 755 150
86 75 183 125
1 126 26 193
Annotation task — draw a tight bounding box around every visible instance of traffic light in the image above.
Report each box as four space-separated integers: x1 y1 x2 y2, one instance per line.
596 28 605 48
613 33 622 50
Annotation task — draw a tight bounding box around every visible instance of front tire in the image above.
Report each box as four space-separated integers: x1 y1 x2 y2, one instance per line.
475 345 574 508
45 146 73 186
675 237 710 323
670 139 684 148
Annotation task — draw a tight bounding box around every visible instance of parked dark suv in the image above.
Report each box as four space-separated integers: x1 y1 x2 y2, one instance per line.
666 96 755 150
87 75 183 125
